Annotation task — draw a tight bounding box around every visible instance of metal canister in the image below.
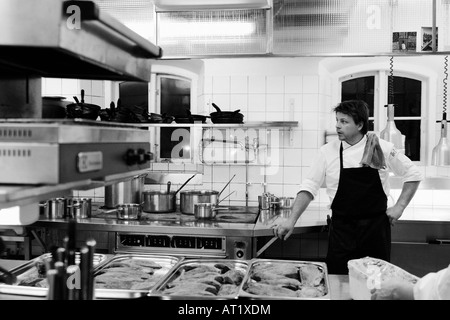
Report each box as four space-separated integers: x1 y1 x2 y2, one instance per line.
258 194 270 210
47 198 68 219
104 173 147 209
70 198 92 218
39 201 49 218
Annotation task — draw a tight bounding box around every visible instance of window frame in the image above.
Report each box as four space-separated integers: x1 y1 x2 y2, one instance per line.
330 59 438 165
149 65 199 163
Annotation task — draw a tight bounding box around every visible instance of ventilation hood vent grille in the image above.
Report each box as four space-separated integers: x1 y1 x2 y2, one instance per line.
0 0 162 81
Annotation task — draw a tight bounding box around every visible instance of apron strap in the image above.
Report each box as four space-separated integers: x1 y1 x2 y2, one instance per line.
339 142 343 170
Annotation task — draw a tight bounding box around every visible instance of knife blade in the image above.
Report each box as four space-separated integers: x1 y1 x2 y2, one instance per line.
256 236 278 257
256 229 293 257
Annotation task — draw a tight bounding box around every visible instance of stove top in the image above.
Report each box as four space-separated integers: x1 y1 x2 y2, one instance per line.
94 206 260 225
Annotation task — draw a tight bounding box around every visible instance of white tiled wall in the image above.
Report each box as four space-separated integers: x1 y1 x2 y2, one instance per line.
195 58 328 207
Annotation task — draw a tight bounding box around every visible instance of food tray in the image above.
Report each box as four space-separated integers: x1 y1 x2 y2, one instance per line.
149 259 249 300
0 252 107 297
238 259 331 300
93 253 183 299
348 256 419 300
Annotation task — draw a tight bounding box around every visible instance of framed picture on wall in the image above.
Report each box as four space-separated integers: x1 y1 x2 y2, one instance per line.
392 32 417 52
421 27 437 51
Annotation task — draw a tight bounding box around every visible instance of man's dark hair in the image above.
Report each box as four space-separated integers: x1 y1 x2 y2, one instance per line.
333 100 370 134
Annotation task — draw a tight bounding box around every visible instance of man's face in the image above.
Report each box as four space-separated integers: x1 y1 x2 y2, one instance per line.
335 112 363 144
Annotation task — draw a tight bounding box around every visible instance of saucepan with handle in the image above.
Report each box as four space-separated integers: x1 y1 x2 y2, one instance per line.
193 191 235 219
142 174 196 213
66 89 101 120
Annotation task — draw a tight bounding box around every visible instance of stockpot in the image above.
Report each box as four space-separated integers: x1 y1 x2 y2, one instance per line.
142 190 176 213
104 173 147 209
142 176 196 213
180 190 219 215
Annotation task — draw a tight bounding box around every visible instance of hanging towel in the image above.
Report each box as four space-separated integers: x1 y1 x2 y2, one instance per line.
360 133 386 170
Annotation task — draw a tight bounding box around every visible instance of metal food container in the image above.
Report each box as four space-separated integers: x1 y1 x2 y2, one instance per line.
238 259 331 300
116 203 142 220
279 197 295 209
150 259 249 300
93 253 183 299
0 252 107 297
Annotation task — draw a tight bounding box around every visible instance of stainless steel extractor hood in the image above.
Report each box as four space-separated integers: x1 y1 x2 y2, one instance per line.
0 0 162 81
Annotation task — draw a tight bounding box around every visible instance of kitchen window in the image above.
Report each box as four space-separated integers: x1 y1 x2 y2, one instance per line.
148 66 200 163
156 74 192 162
340 72 423 162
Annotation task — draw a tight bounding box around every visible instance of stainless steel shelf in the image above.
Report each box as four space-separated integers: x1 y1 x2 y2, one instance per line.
134 121 299 128
0 169 152 209
0 180 91 210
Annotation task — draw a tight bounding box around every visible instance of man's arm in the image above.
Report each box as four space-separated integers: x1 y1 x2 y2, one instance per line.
386 181 420 225
273 191 313 240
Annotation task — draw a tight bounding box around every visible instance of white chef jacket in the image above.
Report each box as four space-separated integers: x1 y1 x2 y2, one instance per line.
414 264 450 300
299 135 423 205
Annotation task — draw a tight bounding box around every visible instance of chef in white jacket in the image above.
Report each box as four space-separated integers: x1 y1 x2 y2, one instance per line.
371 264 450 300
273 100 422 275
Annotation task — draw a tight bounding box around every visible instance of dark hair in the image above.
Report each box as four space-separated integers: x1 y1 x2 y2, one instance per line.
333 100 369 134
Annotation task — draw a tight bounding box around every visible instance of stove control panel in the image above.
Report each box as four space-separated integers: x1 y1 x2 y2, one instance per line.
116 233 226 256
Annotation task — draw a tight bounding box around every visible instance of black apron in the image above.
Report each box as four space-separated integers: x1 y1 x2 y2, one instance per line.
326 142 391 275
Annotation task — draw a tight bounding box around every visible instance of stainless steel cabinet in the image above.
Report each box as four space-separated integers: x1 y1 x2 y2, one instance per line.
391 221 450 277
